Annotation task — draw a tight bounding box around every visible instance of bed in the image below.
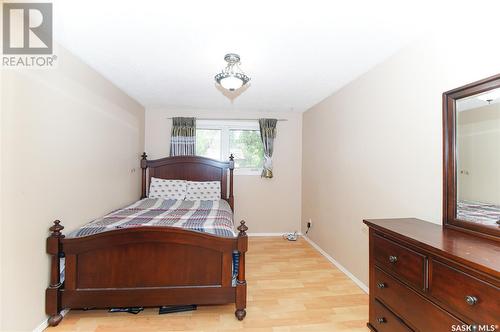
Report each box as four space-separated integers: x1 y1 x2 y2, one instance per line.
46 154 248 326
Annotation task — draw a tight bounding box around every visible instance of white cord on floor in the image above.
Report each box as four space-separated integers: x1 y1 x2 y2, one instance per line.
283 232 298 241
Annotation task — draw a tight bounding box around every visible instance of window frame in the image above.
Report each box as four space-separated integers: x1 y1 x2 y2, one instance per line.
196 120 263 176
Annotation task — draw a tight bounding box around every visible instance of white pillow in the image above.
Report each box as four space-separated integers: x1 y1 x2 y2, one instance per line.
186 181 221 201
148 178 187 200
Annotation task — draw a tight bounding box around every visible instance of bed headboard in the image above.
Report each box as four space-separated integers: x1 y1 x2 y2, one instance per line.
140 153 235 210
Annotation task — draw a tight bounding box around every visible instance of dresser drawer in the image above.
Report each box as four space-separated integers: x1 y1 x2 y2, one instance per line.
373 234 426 290
371 299 411 332
429 259 500 325
374 267 463 332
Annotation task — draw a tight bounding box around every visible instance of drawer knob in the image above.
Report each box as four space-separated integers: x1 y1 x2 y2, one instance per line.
377 317 386 324
377 282 386 289
388 255 398 263
465 295 478 306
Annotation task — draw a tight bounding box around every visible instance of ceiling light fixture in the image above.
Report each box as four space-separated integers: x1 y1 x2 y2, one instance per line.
476 89 500 102
214 53 250 91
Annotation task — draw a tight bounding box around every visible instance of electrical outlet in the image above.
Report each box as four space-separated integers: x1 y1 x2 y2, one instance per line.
305 219 313 235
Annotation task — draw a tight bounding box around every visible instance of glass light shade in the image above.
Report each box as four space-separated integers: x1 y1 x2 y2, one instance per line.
214 54 250 91
220 75 244 91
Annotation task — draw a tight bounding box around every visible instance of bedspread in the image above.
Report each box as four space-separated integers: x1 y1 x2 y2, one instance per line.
457 200 500 226
68 198 236 238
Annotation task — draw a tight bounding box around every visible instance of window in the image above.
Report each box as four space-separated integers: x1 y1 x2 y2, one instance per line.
229 129 263 169
196 120 264 175
196 129 221 160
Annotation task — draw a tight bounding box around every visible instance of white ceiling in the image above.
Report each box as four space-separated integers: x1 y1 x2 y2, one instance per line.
457 88 500 112
54 0 436 112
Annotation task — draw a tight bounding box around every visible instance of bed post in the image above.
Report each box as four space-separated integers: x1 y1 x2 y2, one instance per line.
141 152 148 199
46 220 64 326
235 220 248 320
228 154 235 211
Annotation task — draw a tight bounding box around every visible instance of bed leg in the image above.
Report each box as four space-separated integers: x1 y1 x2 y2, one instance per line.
235 220 248 321
46 220 65 326
48 314 63 327
235 308 246 321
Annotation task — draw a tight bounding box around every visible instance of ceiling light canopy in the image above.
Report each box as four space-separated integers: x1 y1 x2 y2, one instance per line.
214 53 250 91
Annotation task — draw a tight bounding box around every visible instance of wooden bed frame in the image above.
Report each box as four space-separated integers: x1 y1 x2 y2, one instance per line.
46 153 248 326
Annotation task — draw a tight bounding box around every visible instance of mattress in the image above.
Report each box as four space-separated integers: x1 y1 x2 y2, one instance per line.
457 200 500 226
67 198 236 238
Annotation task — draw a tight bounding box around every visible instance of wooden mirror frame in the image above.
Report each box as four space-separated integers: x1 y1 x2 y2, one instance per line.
443 73 500 240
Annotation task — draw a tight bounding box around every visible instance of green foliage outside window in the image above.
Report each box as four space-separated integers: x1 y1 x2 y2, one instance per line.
196 127 264 170
230 130 264 169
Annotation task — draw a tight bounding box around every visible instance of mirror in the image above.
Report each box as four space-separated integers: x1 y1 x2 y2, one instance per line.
456 88 500 227
443 74 500 239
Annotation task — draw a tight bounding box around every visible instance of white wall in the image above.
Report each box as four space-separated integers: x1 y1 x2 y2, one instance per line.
145 108 302 234
1 46 145 331
457 104 500 204
302 31 500 286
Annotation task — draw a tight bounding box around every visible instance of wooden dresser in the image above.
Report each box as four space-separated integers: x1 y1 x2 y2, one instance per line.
364 218 499 332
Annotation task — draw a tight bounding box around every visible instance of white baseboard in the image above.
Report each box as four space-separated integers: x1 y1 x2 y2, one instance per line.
33 309 69 332
247 232 301 237
302 235 369 294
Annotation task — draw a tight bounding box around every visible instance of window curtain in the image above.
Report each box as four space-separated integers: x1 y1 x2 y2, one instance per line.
259 118 277 178
169 117 196 156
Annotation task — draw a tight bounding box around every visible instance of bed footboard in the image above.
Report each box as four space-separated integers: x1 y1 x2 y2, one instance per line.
46 220 248 326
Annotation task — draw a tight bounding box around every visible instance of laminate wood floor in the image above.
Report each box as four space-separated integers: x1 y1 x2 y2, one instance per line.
48 237 368 331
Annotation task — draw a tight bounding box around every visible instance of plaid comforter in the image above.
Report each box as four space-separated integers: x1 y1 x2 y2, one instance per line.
68 198 236 238
457 200 500 226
